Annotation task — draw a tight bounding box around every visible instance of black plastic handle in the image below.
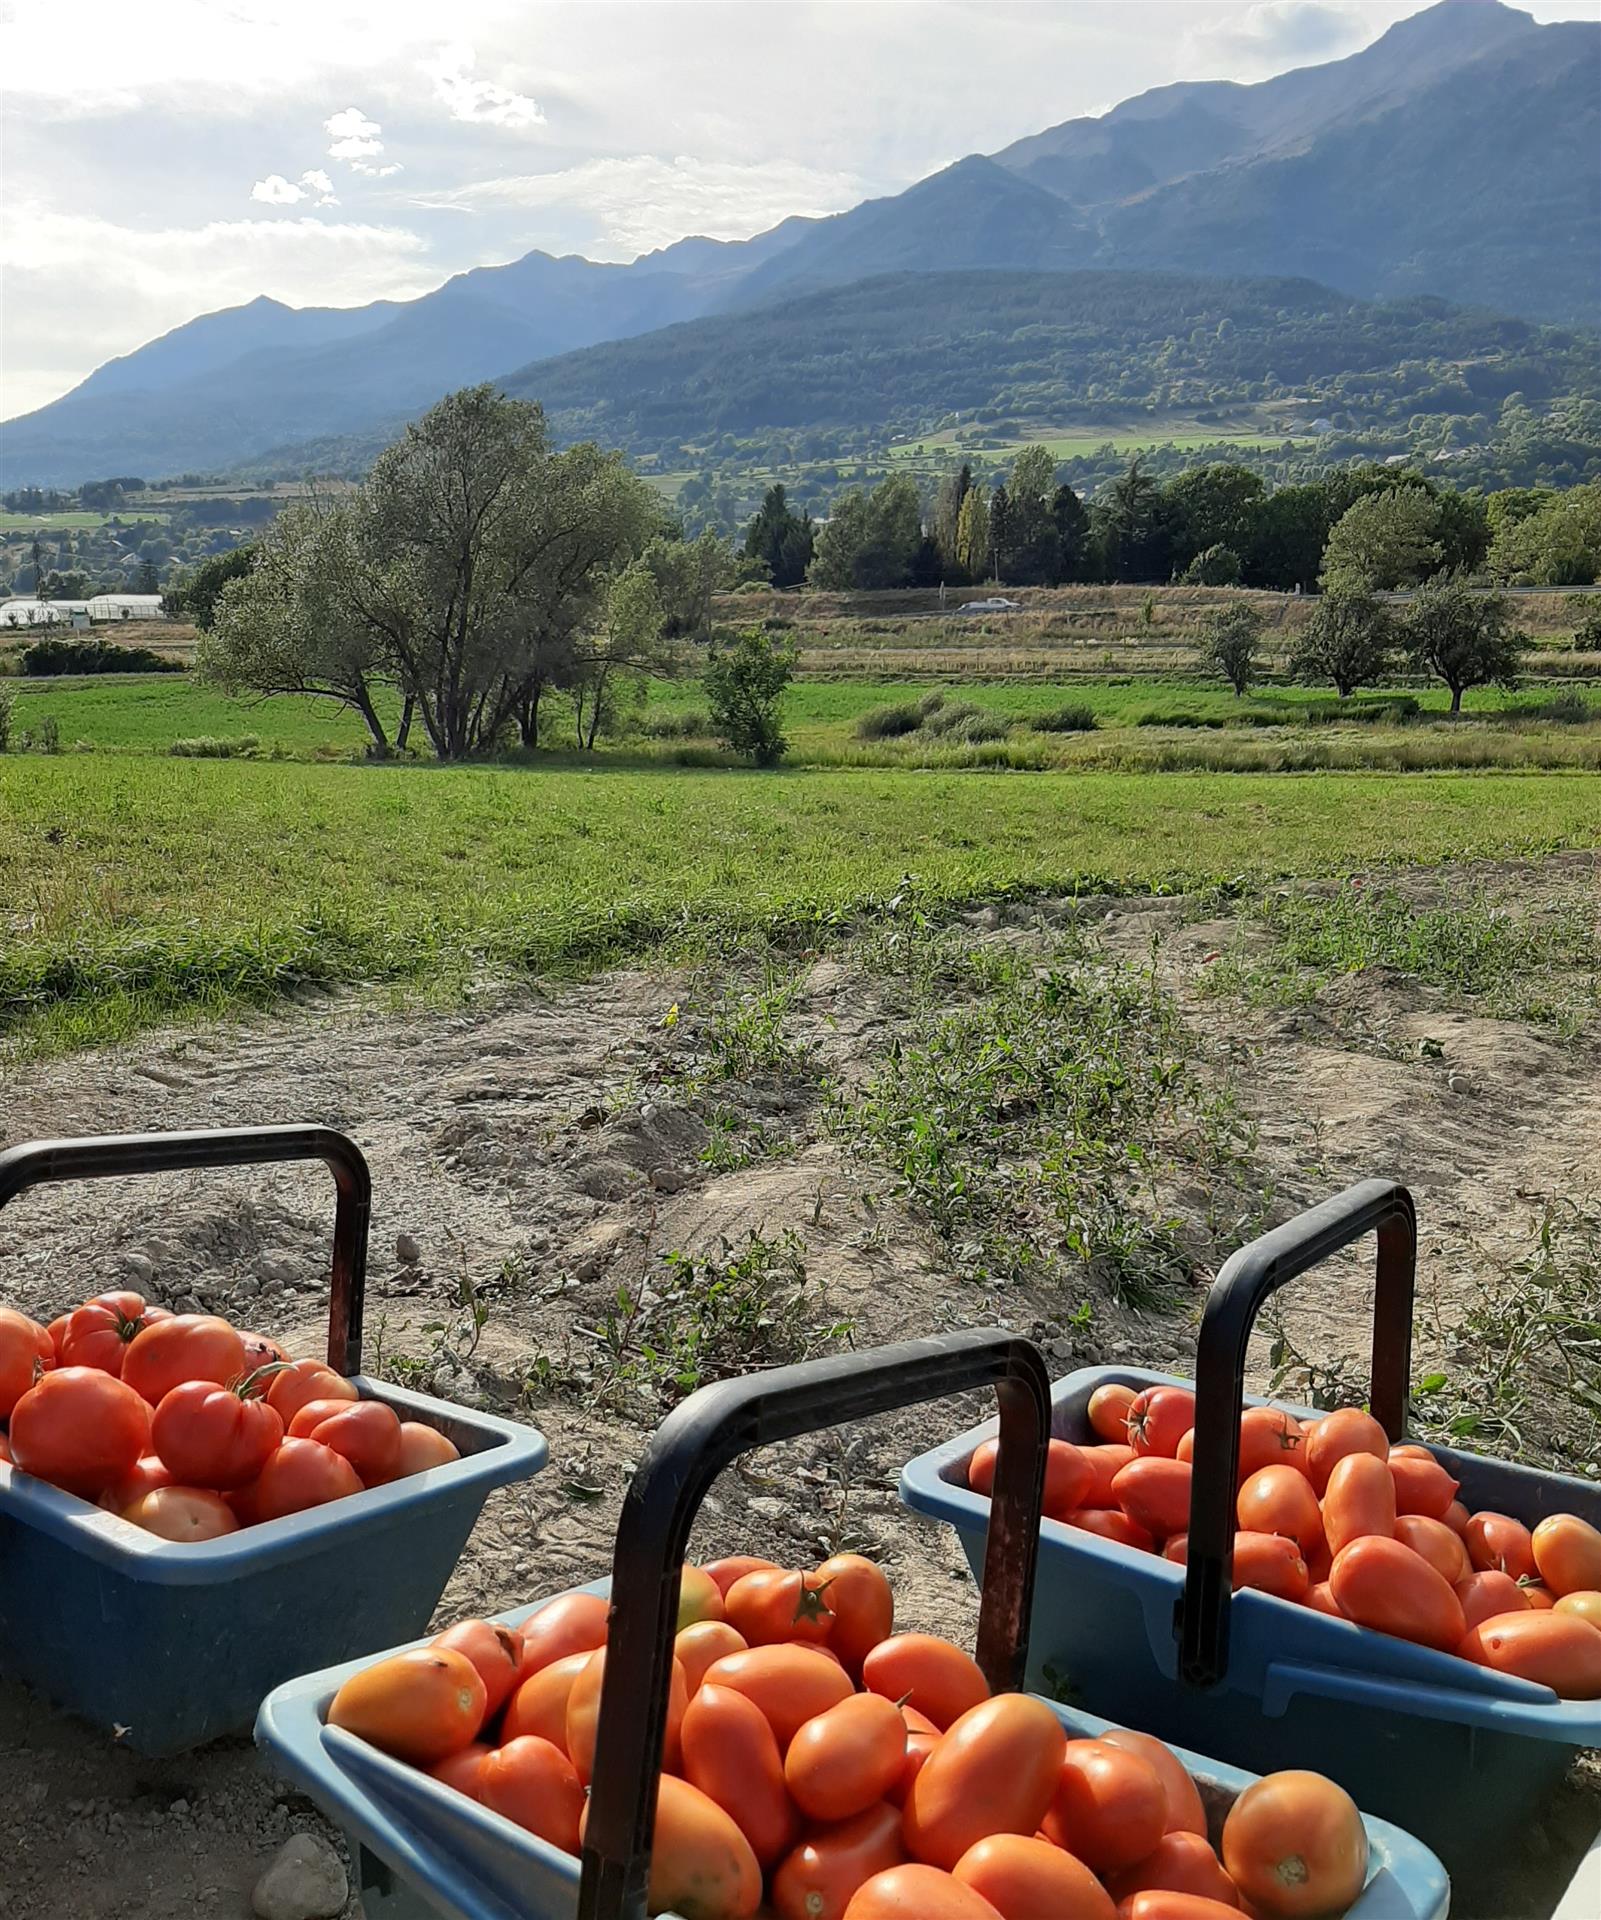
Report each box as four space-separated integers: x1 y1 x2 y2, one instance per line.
1177 1178 1416 1688
577 1328 1053 1920
0 1126 372 1374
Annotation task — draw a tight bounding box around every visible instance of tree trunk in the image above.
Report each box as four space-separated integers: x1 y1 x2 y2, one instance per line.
351 680 390 756
518 680 542 749
1450 684 1464 714
395 695 415 752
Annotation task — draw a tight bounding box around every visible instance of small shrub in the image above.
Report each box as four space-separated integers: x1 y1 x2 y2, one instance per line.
1571 604 1601 653
640 708 709 739
1303 696 1420 727
169 734 261 758
1528 688 1598 725
856 701 925 740
29 716 61 754
1032 703 1099 733
1135 708 1227 730
703 628 795 766
22 638 184 676
0 684 11 753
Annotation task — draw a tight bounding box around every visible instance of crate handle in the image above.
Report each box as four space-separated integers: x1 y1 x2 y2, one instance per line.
1177 1178 1415 1689
577 1327 1053 1920
0 1126 372 1375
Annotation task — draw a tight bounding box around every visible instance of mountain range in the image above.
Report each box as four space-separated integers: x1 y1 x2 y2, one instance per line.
4 0 1596 489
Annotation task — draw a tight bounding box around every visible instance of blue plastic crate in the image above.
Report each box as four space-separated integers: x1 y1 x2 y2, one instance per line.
901 1361 1601 1871
256 1579 1450 1920
0 1376 548 1755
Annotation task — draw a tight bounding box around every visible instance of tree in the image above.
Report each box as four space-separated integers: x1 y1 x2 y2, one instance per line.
166 544 256 629
644 528 733 642
1179 544 1243 586
1247 484 1331 591
134 559 160 594
572 561 666 749
933 464 972 576
989 485 1016 583
1488 481 1601 585
1092 458 1171 582
1198 603 1263 696
1165 464 1265 576
742 484 814 587
996 447 1060 585
1289 588 1394 696
1050 484 1091 585
703 627 794 765
1403 576 1526 713
955 486 990 581
1321 486 1443 591
807 474 921 590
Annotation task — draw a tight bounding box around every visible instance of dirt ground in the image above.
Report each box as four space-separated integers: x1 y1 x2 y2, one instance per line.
1 854 1598 1918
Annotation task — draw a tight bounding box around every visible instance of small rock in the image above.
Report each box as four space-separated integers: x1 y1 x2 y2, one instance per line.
121 1250 157 1286
256 1250 301 1289
649 1166 692 1194
168 1798 190 1817
395 1231 422 1265
252 1833 348 1920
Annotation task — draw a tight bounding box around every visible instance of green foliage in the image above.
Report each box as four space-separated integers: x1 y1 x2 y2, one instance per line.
169 735 261 758
0 684 11 754
1403 575 1526 711
1290 588 1395 697
1488 481 1601 586
1031 703 1099 734
1197 602 1264 695
1180 544 1243 586
1321 485 1444 590
22 638 183 677
165 545 255 630
808 474 922 590
742 484 814 588
702 627 795 765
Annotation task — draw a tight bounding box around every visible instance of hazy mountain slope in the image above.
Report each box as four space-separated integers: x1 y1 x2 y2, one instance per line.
1103 21 1601 321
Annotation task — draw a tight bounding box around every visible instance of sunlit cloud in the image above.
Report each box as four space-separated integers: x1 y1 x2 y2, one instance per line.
251 168 339 206
427 42 545 128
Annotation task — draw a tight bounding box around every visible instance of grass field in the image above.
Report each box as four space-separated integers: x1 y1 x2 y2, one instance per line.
0 510 168 530
3 753 1600 1056
885 423 1313 461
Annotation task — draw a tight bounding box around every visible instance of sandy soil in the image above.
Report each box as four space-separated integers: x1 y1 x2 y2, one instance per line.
2 855 1597 1918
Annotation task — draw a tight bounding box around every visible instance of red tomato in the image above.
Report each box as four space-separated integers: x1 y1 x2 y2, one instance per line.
967 1437 1093 1520
480 1736 585 1853
45 1313 71 1361
1236 1406 1309 1484
582 1775 762 1920
1113 1458 1192 1540
1164 1535 1189 1565
1532 1514 1601 1598
1232 1533 1310 1603
842 1864 1005 1919
1108 1832 1240 1908
1555 1592 1601 1630
1307 1582 1344 1618
120 1314 246 1408
151 1376 284 1489
861 1634 989 1731
239 1330 288 1369
1067 1509 1156 1553
1043 1739 1167 1872
428 1742 491 1799
815 1553 895 1676
1394 1515 1470 1586
681 1681 800 1867
677 1620 749 1694
1304 1408 1388 1495
0 1307 54 1419
264 1358 359 1425
432 1619 524 1720
8 1366 151 1496
288 1398 402 1485
514 1591 610 1684
328 1647 487 1765
1099 1728 1208 1838
677 1564 725 1629
98 1453 174 1513
1176 1430 1194 1463
60 1293 167 1378
705 1643 856 1749
241 1437 363 1521
1456 1570 1531 1630
726 1568 837 1647
1440 1499 1470 1536
0 1433 10 1465
1464 1511 1537 1582
1088 1383 1138 1443
566 1648 686 1784
1120 1896 1249 1920
1128 1388 1196 1460
394 1421 461 1476
1221 1770 1368 1919
704 1555 780 1598
1459 1612 1601 1697
904 1694 1066 1870
1081 1445 1139 1507
121 1485 239 1542
786 1691 907 1824
1237 1466 1323 1557
772 1801 907 1920
1523 1583 1557 1611
1389 1455 1459 1521
501 1651 589 1749
955 1833 1117 1920
1321 1452 1396 1558
1329 1537 1466 1651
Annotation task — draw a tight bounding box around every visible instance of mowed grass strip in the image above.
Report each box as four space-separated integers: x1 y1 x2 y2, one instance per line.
3 755 1599 1055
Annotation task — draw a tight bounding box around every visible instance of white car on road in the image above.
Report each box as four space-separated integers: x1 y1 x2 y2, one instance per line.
956 596 1022 614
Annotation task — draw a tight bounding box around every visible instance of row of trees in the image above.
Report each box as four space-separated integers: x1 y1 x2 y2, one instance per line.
202 387 742 760
733 454 1537 597
1199 578 1528 711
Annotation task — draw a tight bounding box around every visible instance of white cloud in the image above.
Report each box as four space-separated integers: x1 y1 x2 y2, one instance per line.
415 154 865 259
427 42 544 129
1186 2 1365 70
1 208 433 418
325 105 385 159
251 168 339 206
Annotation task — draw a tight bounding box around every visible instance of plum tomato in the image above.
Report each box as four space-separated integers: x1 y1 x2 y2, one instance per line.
1231 1532 1310 1603
1088 1382 1138 1443
1320 1452 1396 1558
1328 1537 1465 1652
704 1643 855 1749
676 1620 749 1694
861 1633 989 1731
1464 1511 1537 1582
1099 1728 1208 1838
1304 1408 1388 1495
328 1646 487 1764
432 1619 524 1720
1043 1739 1167 1873
513 1591 610 1684
682 1681 800 1868
1113 1457 1192 1540
1108 1831 1240 1908
1388 1454 1460 1521
480 1736 585 1853
1456 1570 1531 1630
502 1651 589 1750
1221 1770 1367 1920
121 1485 239 1542
1394 1514 1470 1586
725 1567 837 1647
815 1553 895 1676
903 1694 1066 1870
1458 1611 1601 1697
1235 1406 1308 1485
771 1801 907 1920
955 1833 1117 1920
1532 1514 1601 1598
1237 1466 1323 1558
1128 1387 1196 1460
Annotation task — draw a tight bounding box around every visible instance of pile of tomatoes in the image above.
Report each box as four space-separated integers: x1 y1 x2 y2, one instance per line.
964 1381 1601 1701
328 1551 1375 1920
0 1292 459 1539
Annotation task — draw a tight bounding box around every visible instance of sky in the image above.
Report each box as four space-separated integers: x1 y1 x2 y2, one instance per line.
3 0 1598 422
